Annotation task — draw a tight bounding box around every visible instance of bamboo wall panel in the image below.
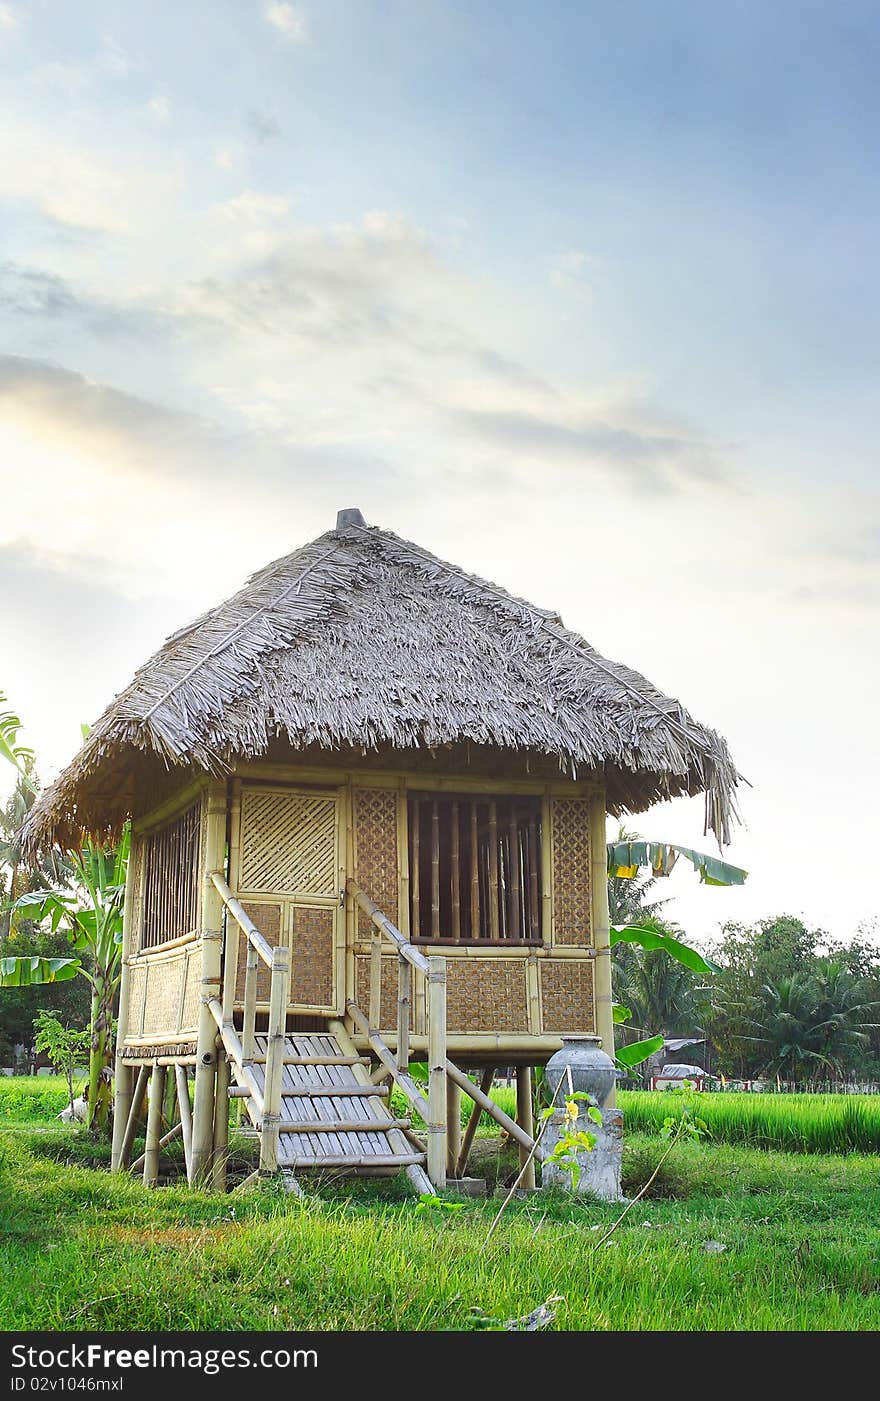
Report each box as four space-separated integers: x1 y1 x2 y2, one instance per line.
128 838 145 955
141 958 184 1037
236 901 281 1002
445 958 529 1033
239 790 337 895
291 905 334 1007
140 803 201 950
539 959 595 1032
354 954 410 1030
550 798 593 946
127 963 147 1035
354 788 399 936
180 948 201 1031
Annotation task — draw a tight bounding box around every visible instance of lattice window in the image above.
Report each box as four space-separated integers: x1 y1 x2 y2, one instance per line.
408 793 542 944
140 803 201 950
239 790 337 895
550 798 593 946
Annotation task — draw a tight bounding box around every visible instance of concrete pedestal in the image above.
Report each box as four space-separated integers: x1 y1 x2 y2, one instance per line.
540 1106 624 1201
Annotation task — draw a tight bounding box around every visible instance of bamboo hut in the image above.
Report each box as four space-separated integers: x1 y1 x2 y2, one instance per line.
23 509 739 1193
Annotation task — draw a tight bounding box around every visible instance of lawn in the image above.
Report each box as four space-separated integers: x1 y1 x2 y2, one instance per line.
1 1079 878 1331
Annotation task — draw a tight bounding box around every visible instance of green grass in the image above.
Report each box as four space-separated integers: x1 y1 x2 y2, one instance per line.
1 1118 879 1331
617 1091 880 1154
0 1074 72 1122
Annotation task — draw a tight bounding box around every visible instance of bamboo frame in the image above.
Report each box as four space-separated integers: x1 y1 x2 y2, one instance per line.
212 1054 230 1191
450 799 461 940
232 760 602 799
397 956 411 1072
445 1060 544 1162
455 1068 494 1176
469 803 480 941
369 933 382 1030
516 1066 536 1190
589 790 616 1105
446 1079 461 1177
508 803 521 941
190 783 226 1186
488 801 500 940
431 799 440 939
259 943 290 1173
411 797 420 939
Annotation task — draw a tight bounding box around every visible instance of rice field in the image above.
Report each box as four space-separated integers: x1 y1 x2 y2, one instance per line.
616 1090 880 1154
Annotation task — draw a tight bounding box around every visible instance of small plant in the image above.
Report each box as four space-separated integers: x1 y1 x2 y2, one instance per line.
540 1092 603 1191
32 1010 90 1119
415 1193 466 1216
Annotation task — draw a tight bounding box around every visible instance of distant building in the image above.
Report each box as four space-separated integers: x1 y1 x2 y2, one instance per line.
651 1062 714 1091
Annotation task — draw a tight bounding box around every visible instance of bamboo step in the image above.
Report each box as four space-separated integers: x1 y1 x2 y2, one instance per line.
279 1151 426 1169
278 1084 389 1099
245 1055 371 1067
278 1118 411 1134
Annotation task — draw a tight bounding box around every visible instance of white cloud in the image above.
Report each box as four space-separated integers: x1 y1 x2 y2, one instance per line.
0 4 19 30
147 95 172 124
263 3 309 42
96 37 129 77
550 250 595 300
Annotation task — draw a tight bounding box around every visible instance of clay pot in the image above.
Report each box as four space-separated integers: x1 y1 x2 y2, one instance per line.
544 1035 616 1107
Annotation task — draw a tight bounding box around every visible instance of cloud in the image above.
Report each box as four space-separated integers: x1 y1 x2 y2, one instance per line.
263 3 309 42
147 95 172 124
245 107 281 143
0 263 159 340
550 250 595 301
0 4 19 30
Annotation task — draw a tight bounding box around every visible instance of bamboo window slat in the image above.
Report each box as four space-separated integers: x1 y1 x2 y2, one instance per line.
141 803 201 951
407 794 542 946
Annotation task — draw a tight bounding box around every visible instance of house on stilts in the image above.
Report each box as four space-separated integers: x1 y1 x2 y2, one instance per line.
23 509 739 1194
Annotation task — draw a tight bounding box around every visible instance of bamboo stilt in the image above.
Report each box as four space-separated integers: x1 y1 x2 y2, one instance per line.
445 1059 544 1162
111 831 139 1171
455 1068 495 1177
175 1063 193 1177
446 1078 461 1177
470 803 480 940
143 1064 167 1187
130 1122 182 1175
411 797 420 939
426 955 447 1190
450 799 460 941
516 1065 536 1190
117 1066 149 1169
488 801 500 940
212 1054 230 1191
431 799 440 939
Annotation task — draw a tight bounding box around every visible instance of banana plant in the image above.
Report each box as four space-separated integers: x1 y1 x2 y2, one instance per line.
7 830 129 1132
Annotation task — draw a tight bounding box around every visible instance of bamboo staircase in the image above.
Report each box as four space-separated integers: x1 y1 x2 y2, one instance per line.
207 872 538 1195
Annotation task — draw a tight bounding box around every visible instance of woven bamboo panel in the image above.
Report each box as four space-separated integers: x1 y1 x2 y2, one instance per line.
235 901 281 1002
445 958 528 1033
551 798 593 946
291 905 334 1008
128 838 145 955
141 954 187 1037
354 787 399 936
239 790 337 895
540 959 595 1033
354 953 412 1030
180 948 201 1032
126 962 148 1038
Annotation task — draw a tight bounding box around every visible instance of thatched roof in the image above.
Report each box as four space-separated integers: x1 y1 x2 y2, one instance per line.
23 510 741 853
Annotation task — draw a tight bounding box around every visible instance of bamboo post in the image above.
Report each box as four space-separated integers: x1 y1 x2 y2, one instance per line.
212 1053 230 1191
411 797 420 939
431 799 440 939
589 791 616 1107
221 779 243 1025
143 1063 167 1187
426 955 447 1190
470 802 480 939
455 1068 494 1177
111 833 140 1171
450 799 461 941
516 1066 536 1190
397 954 411 1073
130 1122 183 1175
446 1078 461 1177
241 939 258 1064
508 803 521 941
190 783 226 1186
117 1065 149 1169
175 1063 193 1177
259 944 290 1174
488 801 500 940
528 817 540 940
369 933 382 1031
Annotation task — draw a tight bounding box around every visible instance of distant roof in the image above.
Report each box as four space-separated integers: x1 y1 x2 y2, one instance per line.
23 510 741 852
663 1037 706 1051
656 1063 708 1079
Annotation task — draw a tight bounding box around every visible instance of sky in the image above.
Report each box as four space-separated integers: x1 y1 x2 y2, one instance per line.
1 1 878 948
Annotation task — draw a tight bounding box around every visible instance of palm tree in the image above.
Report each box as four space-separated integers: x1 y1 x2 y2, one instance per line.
743 970 878 1081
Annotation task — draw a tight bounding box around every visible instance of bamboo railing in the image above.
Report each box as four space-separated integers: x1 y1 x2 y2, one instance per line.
346 877 448 1189
209 870 289 1174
